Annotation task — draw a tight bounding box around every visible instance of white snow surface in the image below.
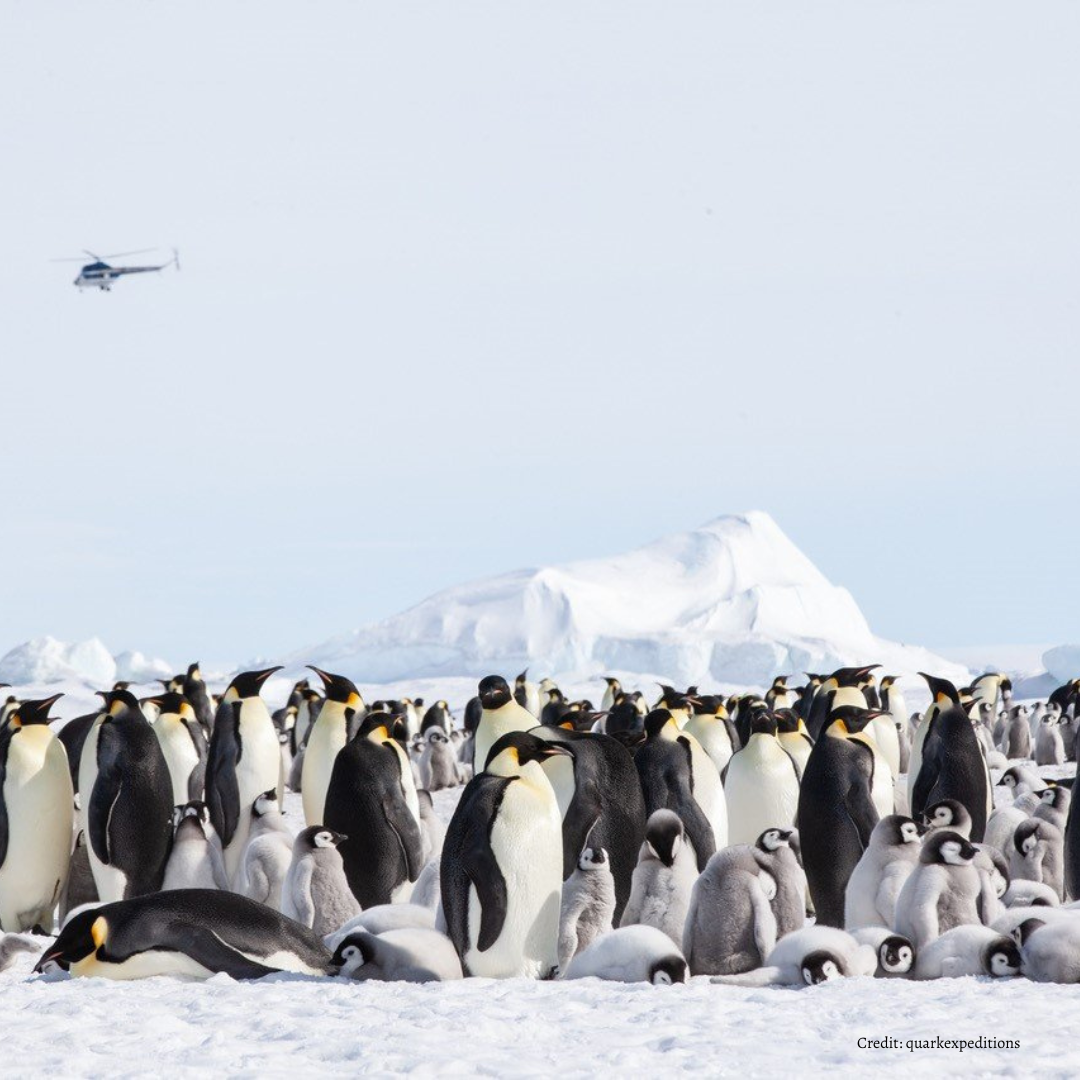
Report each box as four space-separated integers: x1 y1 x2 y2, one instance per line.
282 512 970 689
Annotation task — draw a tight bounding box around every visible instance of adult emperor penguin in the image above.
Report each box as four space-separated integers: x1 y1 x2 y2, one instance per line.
843 814 922 930
806 665 879 740
683 697 739 776
441 731 567 978
36 890 333 979
796 706 882 927
910 675 991 842
634 709 728 870
600 677 622 714
532 725 647 923
473 675 538 772
893 830 983 949
148 693 208 805
514 669 542 718
301 667 365 826
0 696 74 932
57 709 98 794
79 689 174 903
181 662 216 736
205 667 283 886
323 714 424 908
773 709 814 778
908 674 959 808
723 711 801 846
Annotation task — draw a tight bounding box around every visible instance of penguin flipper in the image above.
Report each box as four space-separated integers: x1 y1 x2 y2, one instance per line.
843 777 879 850
910 757 941 820
466 837 509 952
206 705 241 848
562 784 602 880
159 922 279 979
88 727 126 865
0 741 9 868
381 791 425 883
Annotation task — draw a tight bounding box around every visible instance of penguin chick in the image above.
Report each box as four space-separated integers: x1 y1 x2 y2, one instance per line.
753 828 807 939
240 790 294 909
326 904 436 951
984 805 1031 863
973 845 1009 926
1036 715 1066 766
282 826 361 938
893 830 984 949
0 935 38 974
710 925 877 986
911 925 1021 980
332 928 463 982
923 799 973 838
59 828 99 923
1033 785 1071 834
1003 710 1032 760
417 789 447 865
562 925 688 984
619 810 699 947
558 847 616 970
409 858 441 912
1009 819 1065 901
420 729 459 792
1000 764 1042 799
844 815 922 931
1019 917 1080 982
849 927 915 977
162 802 230 891
1002 880 1060 908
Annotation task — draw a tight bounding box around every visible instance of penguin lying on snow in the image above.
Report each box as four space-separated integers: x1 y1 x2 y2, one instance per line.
910 925 1020 980
848 927 915 977
712 925 879 986
327 904 435 951
332 928 463 982
36 890 333 979
0 934 38 974
562 925 687 984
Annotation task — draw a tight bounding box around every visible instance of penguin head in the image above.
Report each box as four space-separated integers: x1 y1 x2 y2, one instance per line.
923 799 972 836
748 711 778 738
306 666 363 708
643 709 678 740
984 937 1022 977
577 847 608 871
359 713 395 742
95 688 142 719
160 674 185 693
922 830 978 866
879 675 896 690
252 789 280 817
515 669 529 688
772 709 800 734
477 676 513 710
1014 819 1046 857
35 909 108 973
825 706 883 736
148 692 192 719
999 770 1019 790
1040 785 1068 810
330 931 378 977
5 694 63 728
648 955 687 986
880 816 922 845
756 828 793 853
186 662 203 682
172 801 212 838
300 826 347 850
1040 713 1058 727
1012 918 1047 947
484 731 571 773
645 809 685 867
426 728 449 746
223 667 282 702
877 935 914 975
801 950 844 985
918 673 960 708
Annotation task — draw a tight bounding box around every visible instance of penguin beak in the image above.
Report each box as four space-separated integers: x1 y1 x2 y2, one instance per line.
539 744 572 759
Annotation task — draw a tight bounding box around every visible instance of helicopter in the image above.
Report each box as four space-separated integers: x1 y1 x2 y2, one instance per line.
52 248 180 291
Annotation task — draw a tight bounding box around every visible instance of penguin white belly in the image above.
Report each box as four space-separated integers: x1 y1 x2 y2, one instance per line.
778 735 812 778
907 714 932 804
685 720 735 775
542 755 576 819
239 948 326 976
226 725 283 884
686 738 727 849
0 732 74 932
474 709 534 775
853 735 894 818
301 719 347 825
155 722 200 806
724 741 798 847
463 783 562 978
869 716 901 778
72 950 215 981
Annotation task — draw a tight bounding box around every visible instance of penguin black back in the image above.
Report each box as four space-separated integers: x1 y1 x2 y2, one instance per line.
58 712 98 793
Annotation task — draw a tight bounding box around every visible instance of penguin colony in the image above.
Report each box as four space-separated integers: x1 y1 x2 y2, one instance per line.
6 665 1080 988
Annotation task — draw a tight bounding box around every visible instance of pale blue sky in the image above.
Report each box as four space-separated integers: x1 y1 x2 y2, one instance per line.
2 2 1077 662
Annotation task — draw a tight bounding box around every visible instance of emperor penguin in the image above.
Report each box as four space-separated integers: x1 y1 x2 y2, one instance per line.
723 711 801 846
765 675 797 711
331 927 463 982
36 890 333 979
805 665 879 741
78 689 174 903
205 666 283 886
844 815 922 930
796 706 882 927
985 804 1032 864
710 925 878 986
420 700 452 734
240 790 297 909
323 714 424 908
327 904 436 950
417 788 447 864
419 728 459 791
848 926 916 976
514 669 542 719
294 687 323 749
57 710 98 794
1034 785 1070 834
923 799 973 838
282 826 361 937
441 731 567 978
910 675 991 842
162 802 230 891
1036 714 1066 767
893 830 983 949
1009 818 1065 900
911 924 1021 979
149 693 207 805
635 710 727 869
1004 707 1033 760
557 845 616 970
474 675 538 771
59 829 99 923
600 677 622 714
773 709 813 778
1017 917 1080 982
620 810 699 946
907 674 956 807
0 695 74 932
301 667 365 827
682 698 739 776
755 827 808 938
562 924 687 984
182 662 216 736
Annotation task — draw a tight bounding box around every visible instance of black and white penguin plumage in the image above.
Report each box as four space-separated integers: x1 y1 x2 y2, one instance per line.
473 676 540 772
910 675 990 842
301 667 365 827
36 890 333 979
532 725 647 923
149 693 208 805
796 706 882 927
78 690 173 904
420 700 452 734
57 711 97 794
723 711 801 846
683 698 739 776
282 826 361 937
1010 818 1065 901
441 731 567 978
843 814 922 930
0 695 74 932
182 662 215 736
162 801 230 891
848 926 916 977
557 846 616 970
709 925 878 986
323 715 424 909
911 924 1020 979
205 667 283 886
562 924 687 984
634 709 727 870
239 790 293 909
59 829 99 923
332 927 464 982
1034 785 1070 834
